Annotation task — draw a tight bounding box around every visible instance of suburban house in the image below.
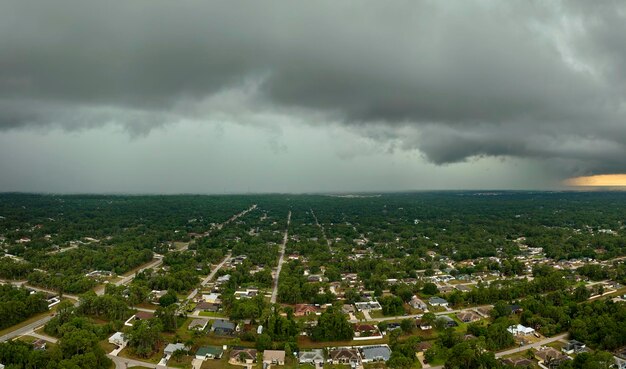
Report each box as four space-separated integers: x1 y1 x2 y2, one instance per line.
298 349 324 365
124 311 154 327
354 301 382 311
561 340 586 354
108 332 127 347
456 311 481 323
195 346 223 360
263 350 286 366
353 324 380 338
196 301 220 312
188 318 208 331
212 319 238 335
415 318 432 330
294 304 321 317
409 296 428 310
202 293 221 304
534 347 569 366
436 315 458 328
428 296 449 307
360 345 392 363
164 343 187 356
329 348 361 365
507 324 535 336
234 288 258 299
342 304 356 314
229 347 257 364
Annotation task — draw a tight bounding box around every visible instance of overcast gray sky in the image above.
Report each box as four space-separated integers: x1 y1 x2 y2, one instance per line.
1 0 625 193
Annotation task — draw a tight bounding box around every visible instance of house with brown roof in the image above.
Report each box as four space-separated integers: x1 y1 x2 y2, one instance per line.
534 347 569 365
229 347 257 364
124 311 154 326
353 324 382 340
294 304 321 317
456 311 481 323
329 348 361 365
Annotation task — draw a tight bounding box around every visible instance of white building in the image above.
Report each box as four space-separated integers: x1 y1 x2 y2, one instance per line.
507 324 535 336
108 332 127 347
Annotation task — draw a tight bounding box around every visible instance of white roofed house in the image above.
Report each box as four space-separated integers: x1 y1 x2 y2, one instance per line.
507 324 535 336
108 332 127 347
409 296 428 310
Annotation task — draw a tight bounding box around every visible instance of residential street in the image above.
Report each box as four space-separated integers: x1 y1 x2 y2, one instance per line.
270 211 291 304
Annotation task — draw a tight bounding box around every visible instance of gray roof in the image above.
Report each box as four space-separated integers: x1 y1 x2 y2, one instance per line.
299 349 324 363
429 296 448 304
188 318 208 329
212 319 235 331
361 345 391 361
164 343 186 355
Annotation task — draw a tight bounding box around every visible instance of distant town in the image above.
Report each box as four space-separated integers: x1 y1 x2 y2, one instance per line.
1 192 625 369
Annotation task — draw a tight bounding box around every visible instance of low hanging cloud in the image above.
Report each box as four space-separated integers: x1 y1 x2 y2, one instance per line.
1 0 626 176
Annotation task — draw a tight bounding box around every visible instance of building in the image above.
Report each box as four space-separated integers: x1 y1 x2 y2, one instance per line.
436 315 458 328
329 348 360 365
202 293 221 304
355 301 382 311
534 347 569 366
409 296 428 310
298 349 324 365
456 311 481 323
428 297 449 307
196 301 220 312
164 343 187 356
195 346 223 360
108 332 127 347
294 304 321 317
188 318 208 331
561 340 586 354
212 319 237 335
263 350 286 366
124 311 154 326
360 345 392 363
230 347 257 364
507 324 535 336
416 318 432 330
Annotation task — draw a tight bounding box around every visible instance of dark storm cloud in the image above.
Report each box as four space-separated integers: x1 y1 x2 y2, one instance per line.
1 0 626 175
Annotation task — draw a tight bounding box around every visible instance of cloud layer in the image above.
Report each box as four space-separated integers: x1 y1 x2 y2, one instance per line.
1 0 626 176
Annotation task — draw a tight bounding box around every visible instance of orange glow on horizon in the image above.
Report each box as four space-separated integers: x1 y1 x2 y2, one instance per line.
565 174 626 187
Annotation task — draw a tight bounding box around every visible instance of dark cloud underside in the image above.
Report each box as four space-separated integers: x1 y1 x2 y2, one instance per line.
1 0 626 176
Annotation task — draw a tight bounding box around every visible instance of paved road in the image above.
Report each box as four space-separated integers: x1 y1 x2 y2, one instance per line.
0 315 54 342
495 333 569 358
361 304 494 322
187 253 232 301
270 211 291 304
425 332 570 369
310 208 331 247
108 354 174 369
